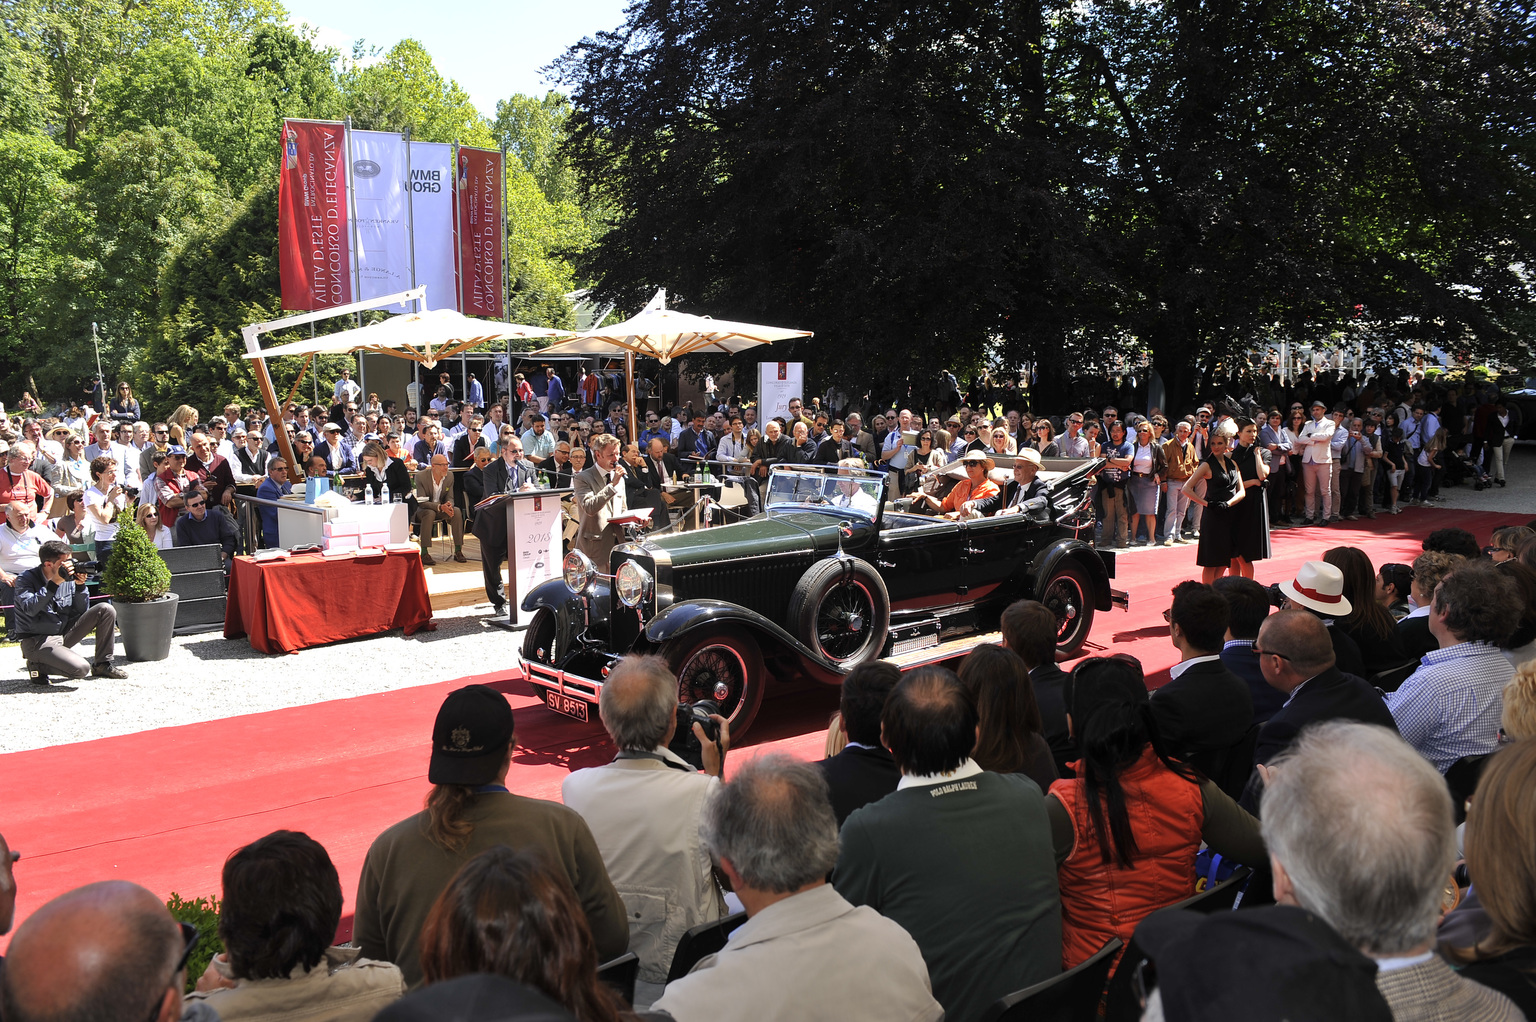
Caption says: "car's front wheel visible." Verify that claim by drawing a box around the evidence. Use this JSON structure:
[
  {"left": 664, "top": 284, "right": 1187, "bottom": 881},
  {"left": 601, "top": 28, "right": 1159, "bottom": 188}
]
[
  {"left": 668, "top": 632, "right": 766, "bottom": 738},
  {"left": 1040, "top": 559, "right": 1095, "bottom": 657},
  {"left": 521, "top": 607, "right": 559, "bottom": 666},
  {"left": 788, "top": 557, "right": 890, "bottom": 667}
]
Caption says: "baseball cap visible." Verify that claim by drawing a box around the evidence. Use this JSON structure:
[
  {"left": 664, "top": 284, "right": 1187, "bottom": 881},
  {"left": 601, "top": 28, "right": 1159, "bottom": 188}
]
[
  {"left": 1132, "top": 905, "right": 1392, "bottom": 1022},
  {"left": 166, "top": 444, "right": 187, "bottom": 456},
  {"left": 428, "top": 685, "right": 515, "bottom": 785},
  {"left": 229, "top": 424, "right": 247, "bottom": 436}
]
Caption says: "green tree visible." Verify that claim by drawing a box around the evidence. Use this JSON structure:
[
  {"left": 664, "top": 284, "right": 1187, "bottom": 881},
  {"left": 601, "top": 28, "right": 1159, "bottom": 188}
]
[
  {"left": 341, "top": 39, "right": 494, "bottom": 147},
  {"left": 493, "top": 91, "right": 579, "bottom": 205},
  {"left": 0, "top": 131, "right": 78, "bottom": 397}
]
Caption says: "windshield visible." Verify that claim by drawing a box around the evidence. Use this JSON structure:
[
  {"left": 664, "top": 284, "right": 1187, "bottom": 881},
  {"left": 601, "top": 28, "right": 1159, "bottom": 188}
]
[{"left": 765, "top": 465, "right": 885, "bottom": 519}]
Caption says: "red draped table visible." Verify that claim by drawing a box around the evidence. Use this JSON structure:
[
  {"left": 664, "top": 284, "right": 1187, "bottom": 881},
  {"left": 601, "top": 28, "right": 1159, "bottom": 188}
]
[{"left": 224, "top": 549, "right": 435, "bottom": 653}]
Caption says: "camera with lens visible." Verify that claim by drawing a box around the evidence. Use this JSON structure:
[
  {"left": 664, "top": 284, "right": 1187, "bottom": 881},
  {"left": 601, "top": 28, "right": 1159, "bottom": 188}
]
[
  {"left": 120, "top": 484, "right": 140, "bottom": 500},
  {"left": 667, "top": 699, "right": 722, "bottom": 771},
  {"left": 69, "top": 558, "right": 104, "bottom": 584},
  {"left": 1266, "top": 582, "right": 1288, "bottom": 609}
]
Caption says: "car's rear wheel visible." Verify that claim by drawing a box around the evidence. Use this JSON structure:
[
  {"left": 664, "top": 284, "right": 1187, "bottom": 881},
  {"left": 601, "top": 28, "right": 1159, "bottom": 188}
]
[
  {"left": 788, "top": 558, "right": 890, "bottom": 667},
  {"left": 668, "top": 632, "right": 766, "bottom": 737},
  {"left": 1040, "top": 559, "right": 1095, "bottom": 657}
]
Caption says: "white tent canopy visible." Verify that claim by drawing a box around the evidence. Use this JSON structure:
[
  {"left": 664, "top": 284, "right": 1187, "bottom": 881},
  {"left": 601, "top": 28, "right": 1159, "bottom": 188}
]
[
  {"left": 245, "top": 308, "right": 571, "bottom": 369},
  {"left": 540, "top": 289, "right": 812, "bottom": 365}
]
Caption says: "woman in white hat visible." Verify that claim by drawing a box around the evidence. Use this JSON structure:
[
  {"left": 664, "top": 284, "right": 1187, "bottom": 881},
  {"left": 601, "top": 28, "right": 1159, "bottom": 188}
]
[
  {"left": 1181, "top": 430, "right": 1245, "bottom": 584},
  {"left": 911, "top": 449, "right": 1000, "bottom": 519}
]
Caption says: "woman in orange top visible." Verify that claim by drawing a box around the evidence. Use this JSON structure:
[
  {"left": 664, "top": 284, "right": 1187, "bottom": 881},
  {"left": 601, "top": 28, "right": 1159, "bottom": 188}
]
[{"left": 911, "top": 450, "right": 1000, "bottom": 519}]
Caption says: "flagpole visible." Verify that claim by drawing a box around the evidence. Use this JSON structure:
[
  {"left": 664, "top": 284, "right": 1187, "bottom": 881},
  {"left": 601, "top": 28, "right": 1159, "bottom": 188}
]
[{"left": 344, "top": 117, "right": 362, "bottom": 327}]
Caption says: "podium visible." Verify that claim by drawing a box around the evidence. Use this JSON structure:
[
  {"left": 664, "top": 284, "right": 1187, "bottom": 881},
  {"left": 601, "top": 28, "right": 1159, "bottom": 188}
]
[{"left": 476, "top": 487, "right": 571, "bottom": 626}]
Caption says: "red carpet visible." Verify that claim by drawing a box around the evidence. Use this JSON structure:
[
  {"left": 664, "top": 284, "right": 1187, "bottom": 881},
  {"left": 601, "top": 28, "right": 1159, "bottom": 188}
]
[{"left": 1, "top": 505, "right": 1526, "bottom": 949}]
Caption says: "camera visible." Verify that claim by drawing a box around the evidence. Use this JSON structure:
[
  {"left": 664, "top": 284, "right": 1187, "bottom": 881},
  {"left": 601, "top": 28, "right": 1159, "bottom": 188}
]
[
  {"left": 1266, "top": 582, "right": 1288, "bottom": 609},
  {"left": 667, "top": 699, "right": 722, "bottom": 771}
]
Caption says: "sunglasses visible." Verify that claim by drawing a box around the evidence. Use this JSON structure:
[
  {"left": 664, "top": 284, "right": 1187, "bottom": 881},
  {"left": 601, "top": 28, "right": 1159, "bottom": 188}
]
[
  {"left": 141, "top": 922, "right": 200, "bottom": 1022},
  {"left": 1251, "top": 646, "right": 1292, "bottom": 661}
]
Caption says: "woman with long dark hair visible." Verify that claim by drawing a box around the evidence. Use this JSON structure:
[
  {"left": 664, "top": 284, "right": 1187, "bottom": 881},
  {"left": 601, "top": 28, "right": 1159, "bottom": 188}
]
[
  {"left": 1323, "top": 546, "right": 1410, "bottom": 670},
  {"left": 419, "top": 846, "right": 637, "bottom": 1022},
  {"left": 1045, "top": 655, "right": 1264, "bottom": 971},
  {"left": 957, "top": 645, "right": 1056, "bottom": 793}
]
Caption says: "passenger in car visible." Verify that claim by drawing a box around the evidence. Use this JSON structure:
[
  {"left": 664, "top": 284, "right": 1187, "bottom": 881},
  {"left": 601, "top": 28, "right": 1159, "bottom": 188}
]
[
  {"left": 995, "top": 449, "right": 1049, "bottom": 517},
  {"left": 910, "top": 450, "right": 1001, "bottom": 520}
]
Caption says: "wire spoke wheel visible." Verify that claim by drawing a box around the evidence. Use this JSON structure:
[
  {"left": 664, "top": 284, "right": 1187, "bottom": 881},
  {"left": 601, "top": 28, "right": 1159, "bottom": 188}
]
[
  {"left": 816, "top": 579, "right": 877, "bottom": 661},
  {"left": 1040, "top": 560, "right": 1094, "bottom": 655},
  {"left": 671, "top": 632, "right": 764, "bottom": 734}
]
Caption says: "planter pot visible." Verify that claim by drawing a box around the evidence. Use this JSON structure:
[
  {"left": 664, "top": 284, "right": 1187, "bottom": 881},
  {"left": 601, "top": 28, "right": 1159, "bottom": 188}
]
[{"left": 115, "top": 593, "right": 180, "bottom": 662}]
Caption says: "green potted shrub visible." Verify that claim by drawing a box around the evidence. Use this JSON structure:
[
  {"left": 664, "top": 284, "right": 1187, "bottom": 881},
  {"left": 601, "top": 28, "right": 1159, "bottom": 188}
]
[{"left": 101, "top": 508, "right": 179, "bottom": 661}]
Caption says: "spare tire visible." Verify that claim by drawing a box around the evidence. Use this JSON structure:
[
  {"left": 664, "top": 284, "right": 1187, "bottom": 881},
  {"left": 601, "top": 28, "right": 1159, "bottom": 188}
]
[{"left": 788, "top": 557, "right": 890, "bottom": 666}]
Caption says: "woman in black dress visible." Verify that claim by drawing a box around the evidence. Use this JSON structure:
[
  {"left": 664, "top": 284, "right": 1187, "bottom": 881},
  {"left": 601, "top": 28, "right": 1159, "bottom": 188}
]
[
  {"left": 1227, "top": 417, "right": 1270, "bottom": 578},
  {"left": 1181, "top": 430, "right": 1245, "bottom": 584}
]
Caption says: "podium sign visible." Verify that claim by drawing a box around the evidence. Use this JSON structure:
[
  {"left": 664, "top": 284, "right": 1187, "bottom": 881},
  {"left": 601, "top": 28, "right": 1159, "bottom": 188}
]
[{"left": 508, "top": 492, "right": 564, "bottom": 626}]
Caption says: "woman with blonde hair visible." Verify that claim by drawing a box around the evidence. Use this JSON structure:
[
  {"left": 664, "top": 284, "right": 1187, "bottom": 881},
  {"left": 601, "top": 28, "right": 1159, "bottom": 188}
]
[
  {"left": 1502, "top": 665, "right": 1536, "bottom": 740},
  {"left": 135, "top": 502, "right": 174, "bottom": 550},
  {"left": 1449, "top": 739, "right": 1536, "bottom": 1014},
  {"left": 169, "top": 404, "right": 200, "bottom": 435}
]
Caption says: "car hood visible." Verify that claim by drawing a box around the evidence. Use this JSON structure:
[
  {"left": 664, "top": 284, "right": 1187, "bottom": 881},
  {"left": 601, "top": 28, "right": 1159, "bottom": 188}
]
[{"left": 644, "top": 511, "right": 857, "bottom": 568}]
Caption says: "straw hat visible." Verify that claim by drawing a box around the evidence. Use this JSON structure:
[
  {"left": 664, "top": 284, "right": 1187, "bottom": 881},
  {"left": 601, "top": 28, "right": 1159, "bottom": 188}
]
[
  {"left": 1015, "top": 447, "right": 1043, "bottom": 468},
  {"left": 1280, "top": 561, "right": 1352, "bottom": 616},
  {"left": 961, "top": 449, "right": 995, "bottom": 473}
]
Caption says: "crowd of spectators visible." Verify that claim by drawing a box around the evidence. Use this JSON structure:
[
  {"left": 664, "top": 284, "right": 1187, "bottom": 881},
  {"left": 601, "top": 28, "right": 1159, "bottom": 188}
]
[{"left": 5, "top": 507, "right": 1536, "bottom": 1021}]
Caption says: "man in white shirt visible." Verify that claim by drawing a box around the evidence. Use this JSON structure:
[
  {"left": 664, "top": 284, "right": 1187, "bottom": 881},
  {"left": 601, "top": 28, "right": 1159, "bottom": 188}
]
[
  {"left": 107, "top": 423, "right": 141, "bottom": 491},
  {"left": 0, "top": 500, "right": 56, "bottom": 588},
  {"left": 563, "top": 656, "right": 728, "bottom": 1008},
  {"left": 333, "top": 367, "right": 361, "bottom": 406},
  {"left": 1296, "top": 399, "right": 1336, "bottom": 527}
]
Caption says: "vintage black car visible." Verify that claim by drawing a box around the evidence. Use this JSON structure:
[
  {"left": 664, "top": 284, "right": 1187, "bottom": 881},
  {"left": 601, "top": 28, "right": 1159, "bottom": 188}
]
[{"left": 521, "top": 459, "right": 1126, "bottom": 736}]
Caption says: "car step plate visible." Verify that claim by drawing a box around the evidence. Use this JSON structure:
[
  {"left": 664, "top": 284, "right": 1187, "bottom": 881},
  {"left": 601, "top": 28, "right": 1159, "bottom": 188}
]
[{"left": 886, "top": 630, "right": 1004, "bottom": 670}]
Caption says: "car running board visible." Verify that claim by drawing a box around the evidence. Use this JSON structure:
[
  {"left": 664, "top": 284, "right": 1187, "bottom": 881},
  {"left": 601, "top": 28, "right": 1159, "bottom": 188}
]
[{"left": 886, "top": 631, "right": 1005, "bottom": 671}]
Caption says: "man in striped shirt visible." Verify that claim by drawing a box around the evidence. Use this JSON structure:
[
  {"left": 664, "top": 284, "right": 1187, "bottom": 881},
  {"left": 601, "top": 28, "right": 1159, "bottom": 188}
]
[{"left": 1386, "top": 561, "right": 1519, "bottom": 772}]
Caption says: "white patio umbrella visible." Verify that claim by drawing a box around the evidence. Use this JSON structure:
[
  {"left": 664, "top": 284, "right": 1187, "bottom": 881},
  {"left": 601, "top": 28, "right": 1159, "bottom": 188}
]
[
  {"left": 539, "top": 289, "right": 813, "bottom": 437},
  {"left": 246, "top": 307, "right": 572, "bottom": 369}
]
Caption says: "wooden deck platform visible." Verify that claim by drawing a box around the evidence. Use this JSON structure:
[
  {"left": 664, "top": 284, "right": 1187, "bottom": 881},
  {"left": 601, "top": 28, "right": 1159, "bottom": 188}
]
[{"left": 420, "top": 533, "right": 499, "bottom": 612}]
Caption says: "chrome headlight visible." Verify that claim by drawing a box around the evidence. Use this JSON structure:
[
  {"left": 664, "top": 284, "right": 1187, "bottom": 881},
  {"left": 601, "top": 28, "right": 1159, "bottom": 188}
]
[
  {"left": 563, "top": 550, "right": 596, "bottom": 594},
  {"left": 615, "top": 560, "right": 653, "bottom": 608}
]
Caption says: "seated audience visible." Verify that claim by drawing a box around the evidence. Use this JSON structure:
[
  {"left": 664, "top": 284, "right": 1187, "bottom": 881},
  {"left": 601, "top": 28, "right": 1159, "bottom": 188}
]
[
  {"left": 1399, "top": 550, "right": 1464, "bottom": 661},
  {"left": 1488, "top": 526, "right": 1535, "bottom": 564},
  {"left": 1046, "top": 655, "right": 1264, "bottom": 972},
  {"left": 1377, "top": 560, "right": 1414, "bottom": 621},
  {"left": 173, "top": 487, "right": 238, "bottom": 564},
  {"left": 1277, "top": 561, "right": 1367, "bottom": 678},
  {"left": 186, "top": 831, "right": 404, "bottom": 1021},
  {"left": 1446, "top": 739, "right": 1536, "bottom": 1016},
  {"left": 654, "top": 755, "right": 941, "bottom": 1022},
  {"left": 1000, "top": 598, "right": 1074, "bottom": 775},
  {"left": 834, "top": 667, "right": 1060, "bottom": 1022},
  {"left": 0, "top": 881, "right": 205, "bottom": 1022},
  {"left": 1151, "top": 581, "right": 1252, "bottom": 793},
  {"left": 1243, "top": 610, "right": 1397, "bottom": 808},
  {"left": 354, "top": 685, "right": 627, "bottom": 987},
  {"left": 1261, "top": 722, "right": 1523, "bottom": 1020},
  {"left": 1503, "top": 664, "right": 1536, "bottom": 739},
  {"left": 817, "top": 659, "right": 902, "bottom": 826},
  {"left": 1496, "top": 560, "right": 1536, "bottom": 668},
  {"left": 377, "top": 974, "right": 578, "bottom": 1022},
  {"left": 1386, "top": 561, "right": 1519, "bottom": 772},
  {"left": 1213, "top": 576, "right": 1282, "bottom": 724},
  {"left": 561, "top": 657, "right": 727, "bottom": 1007},
  {"left": 957, "top": 644, "right": 1057, "bottom": 792},
  {"left": 1323, "top": 546, "right": 1411, "bottom": 671},
  {"left": 1425, "top": 527, "right": 1482, "bottom": 561},
  {"left": 419, "top": 847, "right": 636, "bottom": 1022},
  {"left": 135, "top": 502, "right": 173, "bottom": 550},
  {"left": 1131, "top": 904, "right": 1393, "bottom": 1020}
]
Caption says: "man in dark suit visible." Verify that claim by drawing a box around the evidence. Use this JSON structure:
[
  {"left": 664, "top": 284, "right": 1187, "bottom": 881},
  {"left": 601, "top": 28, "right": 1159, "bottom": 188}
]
[
  {"left": 1152, "top": 581, "right": 1254, "bottom": 795},
  {"left": 1240, "top": 610, "right": 1397, "bottom": 810},
  {"left": 314, "top": 422, "right": 357, "bottom": 475},
  {"left": 1001, "top": 598, "right": 1074, "bottom": 776},
  {"left": 622, "top": 441, "right": 670, "bottom": 526},
  {"left": 818, "top": 660, "right": 901, "bottom": 826},
  {"left": 470, "top": 429, "right": 538, "bottom": 614},
  {"left": 843, "top": 412, "right": 877, "bottom": 465},
  {"left": 994, "top": 448, "right": 1049, "bottom": 517},
  {"left": 1213, "top": 576, "right": 1284, "bottom": 724},
  {"left": 674, "top": 413, "right": 716, "bottom": 479}
]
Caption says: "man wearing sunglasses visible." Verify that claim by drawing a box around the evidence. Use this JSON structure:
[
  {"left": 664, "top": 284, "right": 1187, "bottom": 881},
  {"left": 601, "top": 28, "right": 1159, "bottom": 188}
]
[
  {"left": 0, "top": 880, "right": 203, "bottom": 1022},
  {"left": 173, "top": 487, "right": 238, "bottom": 566}
]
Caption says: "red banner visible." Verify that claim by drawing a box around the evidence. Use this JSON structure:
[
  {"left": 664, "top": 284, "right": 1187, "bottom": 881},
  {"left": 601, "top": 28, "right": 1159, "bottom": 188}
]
[
  {"left": 455, "top": 147, "right": 504, "bottom": 318},
  {"left": 278, "top": 119, "right": 352, "bottom": 311}
]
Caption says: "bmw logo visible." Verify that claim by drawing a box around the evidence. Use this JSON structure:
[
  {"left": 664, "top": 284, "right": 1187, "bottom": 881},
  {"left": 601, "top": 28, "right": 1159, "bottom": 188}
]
[{"left": 353, "top": 160, "right": 381, "bottom": 178}]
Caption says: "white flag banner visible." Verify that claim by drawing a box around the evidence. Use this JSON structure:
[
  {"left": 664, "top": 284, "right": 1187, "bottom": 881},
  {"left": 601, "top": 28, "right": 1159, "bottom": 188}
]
[
  {"left": 408, "top": 141, "right": 456, "bottom": 312},
  {"left": 349, "top": 130, "right": 412, "bottom": 307}
]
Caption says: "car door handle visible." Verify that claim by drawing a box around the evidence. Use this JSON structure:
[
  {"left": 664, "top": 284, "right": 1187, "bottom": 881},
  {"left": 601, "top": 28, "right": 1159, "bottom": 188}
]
[
  {"left": 877, "top": 558, "right": 897, "bottom": 569},
  {"left": 964, "top": 546, "right": 985, "bottom": 556}
]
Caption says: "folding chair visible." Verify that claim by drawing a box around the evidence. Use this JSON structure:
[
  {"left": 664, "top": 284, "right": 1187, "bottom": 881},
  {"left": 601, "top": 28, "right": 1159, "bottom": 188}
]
[{"left": 979, "top": 938, "right": 1123, "bottom": 1022}]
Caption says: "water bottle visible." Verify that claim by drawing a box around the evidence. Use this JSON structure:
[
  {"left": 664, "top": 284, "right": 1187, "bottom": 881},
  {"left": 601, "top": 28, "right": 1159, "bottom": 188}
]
[
  {"left": 363, "top": 485, "right": 373, "bottom": 505},
  {"left": 381, "top": 482, "right": 391, "bottom": 504}
]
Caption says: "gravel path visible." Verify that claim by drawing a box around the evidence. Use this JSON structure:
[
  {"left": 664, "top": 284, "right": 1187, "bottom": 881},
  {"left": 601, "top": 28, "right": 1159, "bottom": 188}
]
[{"left": 3, "top": 445, "right": 1529, "bottom": 756}]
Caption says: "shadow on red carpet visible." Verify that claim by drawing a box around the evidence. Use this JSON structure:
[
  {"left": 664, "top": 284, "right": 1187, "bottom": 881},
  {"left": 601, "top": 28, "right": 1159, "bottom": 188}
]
[{"left": 0, "top": 505, "right": 1525, "bottom": 948}]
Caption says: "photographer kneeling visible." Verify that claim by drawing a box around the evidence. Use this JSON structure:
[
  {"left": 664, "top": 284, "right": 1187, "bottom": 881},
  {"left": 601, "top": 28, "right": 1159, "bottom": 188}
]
[
  {"left": 14, "top": 540, "right": 126, "bottom": 683},
  {"left": 561, "top": 655, "right": 729, "bottom": 1008}
]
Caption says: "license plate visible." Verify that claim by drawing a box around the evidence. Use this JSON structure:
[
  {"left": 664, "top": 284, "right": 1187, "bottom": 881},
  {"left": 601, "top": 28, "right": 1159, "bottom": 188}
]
[{"left": 543, "top": 689, "right": 590, "bottom": 723}]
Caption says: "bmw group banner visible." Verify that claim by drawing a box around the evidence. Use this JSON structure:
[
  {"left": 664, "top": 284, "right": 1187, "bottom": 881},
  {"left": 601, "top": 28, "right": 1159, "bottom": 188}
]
[
  {"left": 408, "top": 141, "right": 456, "bottom": 314},
  {"left": 348, "top": 130, "right": 412, "bottom": 307},
  {"left": 278, "top": 119, "right": 352, "bottom": 311},
  {"left": 455, "top": 146, "right": 505, "bottom": 319}
]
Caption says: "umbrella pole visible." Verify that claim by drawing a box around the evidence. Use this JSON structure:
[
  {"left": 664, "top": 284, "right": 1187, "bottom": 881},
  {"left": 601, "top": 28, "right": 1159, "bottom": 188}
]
[
  {"left": 626, "top": 350, "right": 638, "bottom": 442},
  {"left": 252, "top": 355, "right": 300, "bottom": 480}
]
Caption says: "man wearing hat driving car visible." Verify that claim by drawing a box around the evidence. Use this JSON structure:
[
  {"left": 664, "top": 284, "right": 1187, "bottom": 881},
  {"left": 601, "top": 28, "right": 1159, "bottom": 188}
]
[{"left": 352, "top": 685, "right": 627, "bottom": 988}]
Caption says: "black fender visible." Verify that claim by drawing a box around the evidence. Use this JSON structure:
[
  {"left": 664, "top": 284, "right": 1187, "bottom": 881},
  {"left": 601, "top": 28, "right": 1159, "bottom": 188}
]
[
  {"left": 1029, "top": 539, "right": 1114, "bottom": 611},
  {"left": 521, "top": 578, "right": 611, "bottom": 653},
  {"left": 644, "top": 599, "right": 845, "bottom": 684}
]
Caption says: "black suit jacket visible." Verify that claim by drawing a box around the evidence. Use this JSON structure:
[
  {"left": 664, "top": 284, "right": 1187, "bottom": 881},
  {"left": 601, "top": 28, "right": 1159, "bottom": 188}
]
[
  {"left": 471, "top": 457, "right": 536, "bottom": 545},
  {"left": 817, "top": 744, "right": 901, "bottom": 827},
  {"left": 1150, "top": 657, "right": 1254, "bottom": 763},
  {"left": 1001, "top": 477, "right": 1049, "bottom": 512},
  {"left": 1252, "top": 666, "right": 1396, "bottom": 768},
  {"left": 451, "top": 433, "right": 484, "bottom": 468},
  {"left": 1222, "top": 643, "right": 1287, "bottom": 725},
  {"left": 1030, "top": 662, "right": 1074, "bottom": 776},
  {"left": 674, "top": 429, "right": 715, "bottom": 476},
  {"left": 1397, "top": 613, "right": 1437, "bottom": 662},
  {"left": 1321, "top": 617, "right": 1367, "bottom": 678}
]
